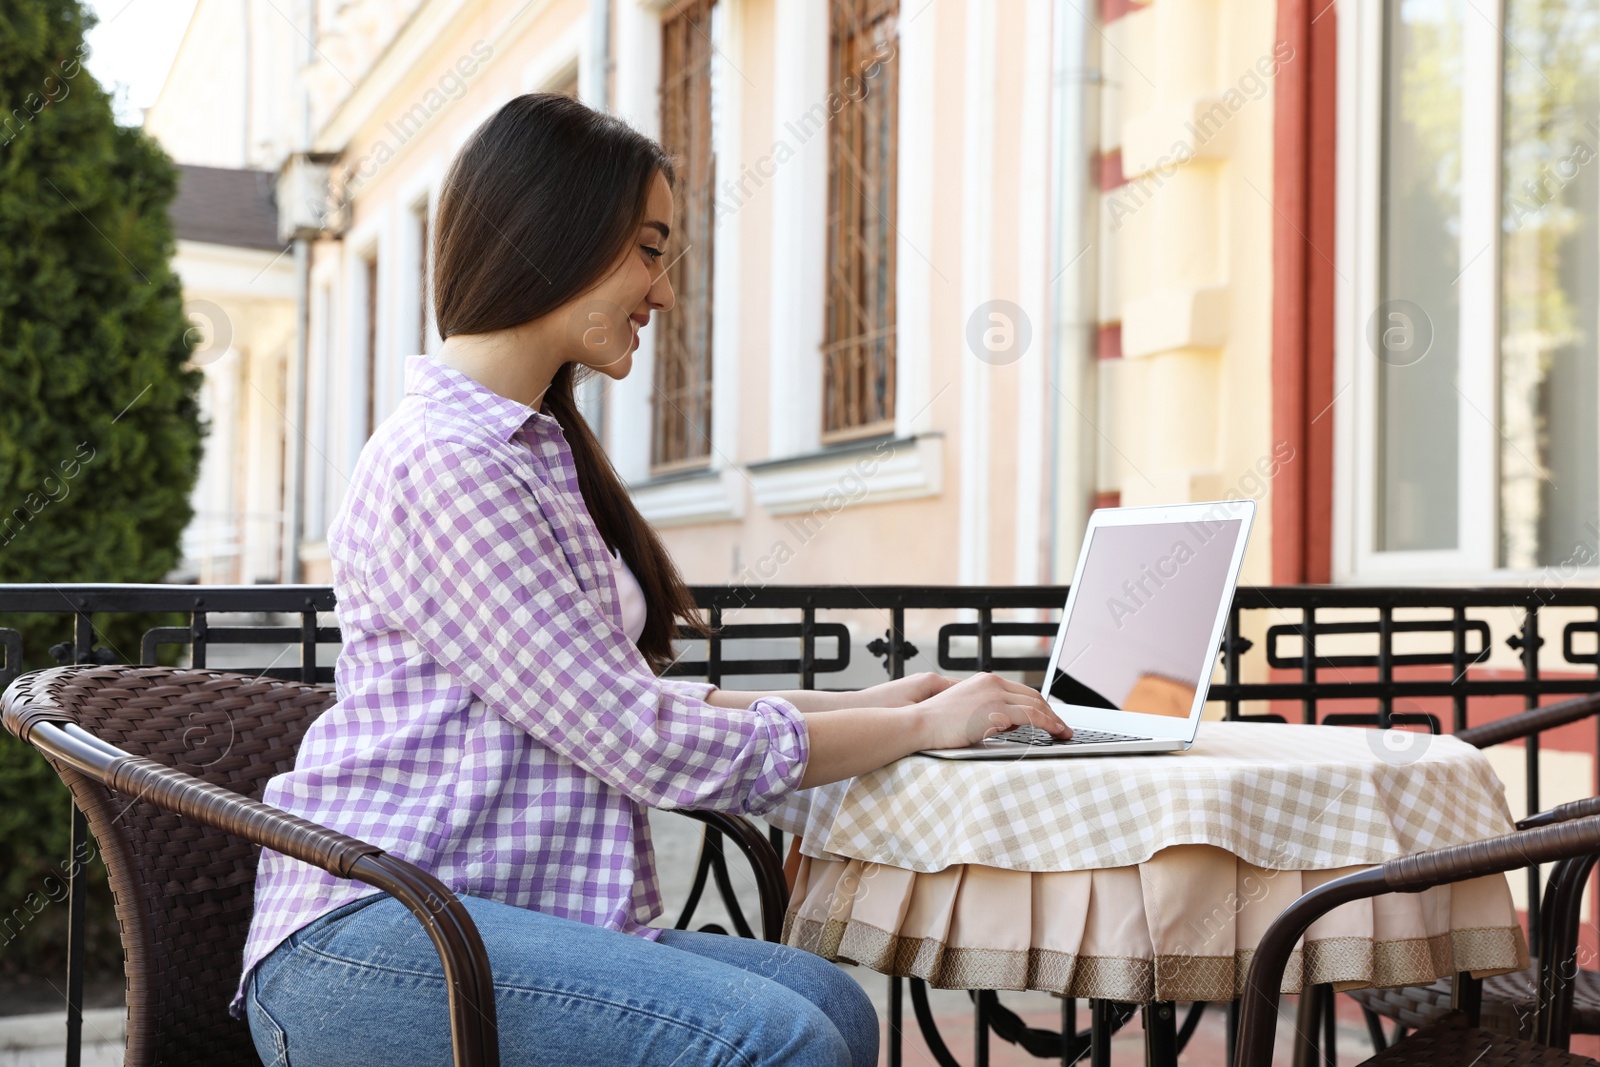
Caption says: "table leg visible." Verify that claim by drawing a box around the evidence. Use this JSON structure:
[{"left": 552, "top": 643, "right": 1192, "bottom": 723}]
[
  {"left": 1090, "top": 999, "right": 1116, "bottom": 1067},
  {"left": 1451, "top": 970, "right": 1483, "bottom": 1028},
  {"left": 1063, "top": 998, "right": 1077, "bottom": 1065},
  {"left": 976, "top": 990, "right": 993, "bottom": 1067},
  {"left": 1319, "top": 985, "right": 1336, "bottom": 1067},
  {"left": 908, "top": 978, "right": 964, "bottom": 1067},
  {"left": 888, "top": 976, "right": 902, "bottom": 1067},
  {"left": 1291, "top": 985, "right": 1322, "bottom": 1067},
  {"left": 1143, "top": 1002, "right": 1178, "bottom": 1067}
]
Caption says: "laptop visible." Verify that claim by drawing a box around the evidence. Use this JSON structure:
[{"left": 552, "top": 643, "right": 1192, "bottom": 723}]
[{"left": 919, "top": 499, "right": 1255, "bottom": 759}]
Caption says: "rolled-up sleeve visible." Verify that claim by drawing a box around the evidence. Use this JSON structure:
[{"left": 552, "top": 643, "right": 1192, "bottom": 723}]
[
  {"left": 660, "top": 678, "right": 719, "bottom": 703},
  {"left": 370, "top": 437, "right": 808, "bottom": 815}
]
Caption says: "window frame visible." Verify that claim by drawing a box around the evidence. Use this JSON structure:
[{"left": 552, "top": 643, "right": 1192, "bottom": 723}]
[
  {"left": 1335, "top": 0, "right": 1518, "bottom": 582},
  {"left": 361, "top": 251, "right": 380, "bottom": 442},
  {"left": 408, "top": 196, "right": 431, "bottom": 358},
  {"left": 342, "top": 206, "right": 385, "bottom": 487},
  {"left": 765, "top": 0, "right": 929, "bottom": 467}
]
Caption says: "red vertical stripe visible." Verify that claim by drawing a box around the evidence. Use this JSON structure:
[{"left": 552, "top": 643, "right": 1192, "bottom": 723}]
[
  {"left": 1097, "top": 322, "right": 1123, "bottom": 360},
  {"left": 1303, "top": 4, "right": 1338, "bottom": 583},
  {"left": 1101, "top": 0, "right": 1139, "bottom": 24},
  {"left": 1271, "top": 0, "right": 1337, "bottom": 583},
  {"left": 1099, "top": 148, "right": 1126, "bottom": 191}
]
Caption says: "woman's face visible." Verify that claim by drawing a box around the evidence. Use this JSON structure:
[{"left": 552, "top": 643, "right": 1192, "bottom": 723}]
[{"left": 561, "top": 170, "right": 676, "bottom": 380}]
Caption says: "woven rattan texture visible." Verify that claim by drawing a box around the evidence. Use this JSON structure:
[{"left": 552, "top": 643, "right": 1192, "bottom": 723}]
[
  {"left": 2, "top": 666, "right": 337, "bottom": 1067},
  {"left": 1384, "top": 813, "right": 1600, "bottom": 892},
  {"left": 1356, "top": 1011, "right": 1600, "bottom": 1066},
  {"left": 1349, "top": 965, "right": 1600, "bottom": 1041}
]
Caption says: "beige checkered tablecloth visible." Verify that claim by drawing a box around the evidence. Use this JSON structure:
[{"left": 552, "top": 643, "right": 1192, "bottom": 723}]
[
  {"left": 767, "top": 721, "right": 1516, "bottom": 873},
  {"left": 772, "top": 721, "right": 1530, "bottom": 1001}
]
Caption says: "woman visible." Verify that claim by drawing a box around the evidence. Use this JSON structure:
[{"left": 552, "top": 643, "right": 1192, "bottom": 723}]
[{"left": 233, "top": 93, "right": 1068, "bottom": 1067}]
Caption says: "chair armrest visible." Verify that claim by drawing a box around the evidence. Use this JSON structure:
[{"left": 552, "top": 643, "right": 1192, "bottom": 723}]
[
  {"left": 675, "top": 810, "right": 789, "bottom": 942},
  {"left": 1456, "top": 691, "right": 1600, "bottom": 750},
  {"left": 24, "top": 719, "right": 500, "bottom": 1067},
  {"left": 1518, "top": 795, "right": 1600, "bottom": 831},
  {"left": 1236, "top": 812, "right": 1600, "bottom": 1067}
]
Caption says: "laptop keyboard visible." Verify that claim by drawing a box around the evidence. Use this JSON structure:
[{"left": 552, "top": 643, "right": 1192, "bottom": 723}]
[{"left": 990, "top": 725, "right": 1151, "bottom": 747}]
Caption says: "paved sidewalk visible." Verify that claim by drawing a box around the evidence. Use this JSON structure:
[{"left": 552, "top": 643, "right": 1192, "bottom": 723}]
[
  {"left": 0, "top": 1009, "right": 123, "bottom": 1067},
  {"left": 0, "top": 996, "right": 1358, "bottom": 1065}
]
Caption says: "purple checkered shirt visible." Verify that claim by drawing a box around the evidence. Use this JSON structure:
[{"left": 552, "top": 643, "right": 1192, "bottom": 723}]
[{"left": 230, "top": 355, "right": 810, "bottom": 1019}]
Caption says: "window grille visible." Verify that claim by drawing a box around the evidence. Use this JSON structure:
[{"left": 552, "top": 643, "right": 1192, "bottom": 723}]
[
  {"left": 823, "top": 0, "right": 899, "bottom": 440},
  {"left": 653, "top": 0, "right": 718, "bottom": 471}
]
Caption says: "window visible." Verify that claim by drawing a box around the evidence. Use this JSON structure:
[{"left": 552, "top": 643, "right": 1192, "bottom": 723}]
[
  {"left": 413, "top": 201, "right": 430, "bottom": 355},
  {"left": 306, "top": 281, "right": 332, "bottom": 539},
  {"left": 1496, "top": 0, "right": 1600, "bottom": 568},
  {"left": 1374, "top": 0, "right": 1462, "bottom": 553},
  {"left": 822, "top": 0, "right": 898, "bottom": 441},
  {"left": 1346, "top": 0, "right": 1600, "bottom": 575},
  {"left": 652, "top": 0, "right": 718, "bottom": 471},
  {"left": 363, "top": 253, "right": 378, "bottom": 440}
]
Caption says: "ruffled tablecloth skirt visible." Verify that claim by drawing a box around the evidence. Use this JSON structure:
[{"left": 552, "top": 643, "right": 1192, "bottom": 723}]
[{"left": 783, "top": 843, "right": 1529, "bottom": 1002}]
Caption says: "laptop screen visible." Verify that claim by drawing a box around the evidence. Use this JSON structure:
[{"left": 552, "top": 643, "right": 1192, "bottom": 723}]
[{"left": 1047, "top": 517, "right": 1244, "bottom": 718}]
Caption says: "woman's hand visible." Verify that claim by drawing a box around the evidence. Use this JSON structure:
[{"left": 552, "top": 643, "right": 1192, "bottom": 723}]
[
  {"left": 795, "top": 672, "right": 1072, "bottom": 788},
  {"left": 853, "top": 671, "right": 958, "bottom": 708},
  {"left": 910, "top": 672, "right": 1072, "bottom": 752}
]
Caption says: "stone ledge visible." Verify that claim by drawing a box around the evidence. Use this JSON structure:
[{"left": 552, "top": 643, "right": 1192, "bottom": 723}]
[
  {"left": 746, "top": 434, "right": 943, "bottom": 516},
  {"left": 628, "top": 467, "right": 744, "bottom": 528},
  {"left": 1120, "top": 286, "right": 1229, "bottom": 357},
  {"left": 1121, "top": 95, "right": 1238, "bottom": 178}
]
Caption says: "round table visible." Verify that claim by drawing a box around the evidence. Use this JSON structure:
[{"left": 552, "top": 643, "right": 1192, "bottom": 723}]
[{"left": 767, "top": 721, "right": 1529, "bottom": 1056}]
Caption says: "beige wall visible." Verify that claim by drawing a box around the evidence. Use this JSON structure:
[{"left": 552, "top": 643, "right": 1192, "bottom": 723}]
[
  {"left": 152, "top": 0, "right": 1288, "bottom": 620},
  {"left": 1101, "top": 0, "right": 1279, "bottom": 587}
]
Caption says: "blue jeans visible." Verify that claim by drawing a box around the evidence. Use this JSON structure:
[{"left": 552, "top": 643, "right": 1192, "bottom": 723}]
[{"left": 245, "top": 893, "right": 878, "bottom": 1067}]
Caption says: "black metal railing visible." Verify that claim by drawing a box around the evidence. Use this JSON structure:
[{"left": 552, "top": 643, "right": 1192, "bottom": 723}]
[{"left": 4, "top": 582, "right": 1600, "bottom": 1067}]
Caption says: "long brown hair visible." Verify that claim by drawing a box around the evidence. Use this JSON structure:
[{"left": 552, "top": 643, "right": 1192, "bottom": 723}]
[{"left": 432, "top": 93, "right": 709, "bottom": 672}]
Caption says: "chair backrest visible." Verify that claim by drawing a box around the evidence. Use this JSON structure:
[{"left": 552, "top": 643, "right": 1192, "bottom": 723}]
[{"left": 2, "top": 665, "right": 336, "bottom": 1067}]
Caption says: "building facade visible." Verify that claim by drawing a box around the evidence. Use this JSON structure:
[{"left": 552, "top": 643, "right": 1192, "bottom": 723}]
[
  {"left": 151, "top": 0, "right": 1132, "bottom": 601},
  {"left": 165, "top": 163, "right": 296, "bottom": 585},
  {"left": 147, "top": 0, "right": 1600, "bottom": 714}
]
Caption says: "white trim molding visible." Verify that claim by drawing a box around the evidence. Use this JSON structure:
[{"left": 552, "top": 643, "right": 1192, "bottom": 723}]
[
  {"left": 344, "top": 215, "right": 383, "bottom": 473},
  {"left": 1013, "top": 0, "right": 1053, "bottom": 586},
  {"left": 173, "top": 241, "right": 296, "bottom": 299},
  {"left": 747, "top": 433, "right": 943, "bottom": 516},
  {"left": 893, "top": 0, "right": 936, "bottom": 439},
  {"left": 305, "top": 264, "right": 341, "bottom": 541},
  {"left": 766, "top": 0, "right": 829, "bottom": 459},
  {"left": 631, "top": 468, "right": 745, "bottom": 527},
  {"left": 522, "top": 19, "right": 585, "bottom": 95},
  {"left": 708, "top": 0, "right": 742, "bottom": 467},
  {"left": 608, "top": 0, "right": 668, "bottom": 481},
  {"left": 957, "top": 0, "right": 996, "bottom": 585},
  {"left": 397, "top": 161, "right": 443, "bottom": 359}
]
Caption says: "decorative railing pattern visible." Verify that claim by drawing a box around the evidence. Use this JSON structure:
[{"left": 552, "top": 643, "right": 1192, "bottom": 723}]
[{"left": 4, "top": 582, "right": 1600, "bottom": 1066}]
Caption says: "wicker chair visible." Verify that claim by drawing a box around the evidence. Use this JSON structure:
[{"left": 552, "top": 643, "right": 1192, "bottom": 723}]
[
  {"left": 1235, "top": 805, "right": 1600, "bottom": 1067},
  {"left": 1344, "top": 692, "right": 1600, "bottom": 1049},
  {"left": 1, "top": 664, "right": 789, "bottom": 1067}
]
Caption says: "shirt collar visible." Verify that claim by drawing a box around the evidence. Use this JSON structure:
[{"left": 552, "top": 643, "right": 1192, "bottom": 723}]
[{"left": 403, "top": 354, "right": 562, "bottom": 443}]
